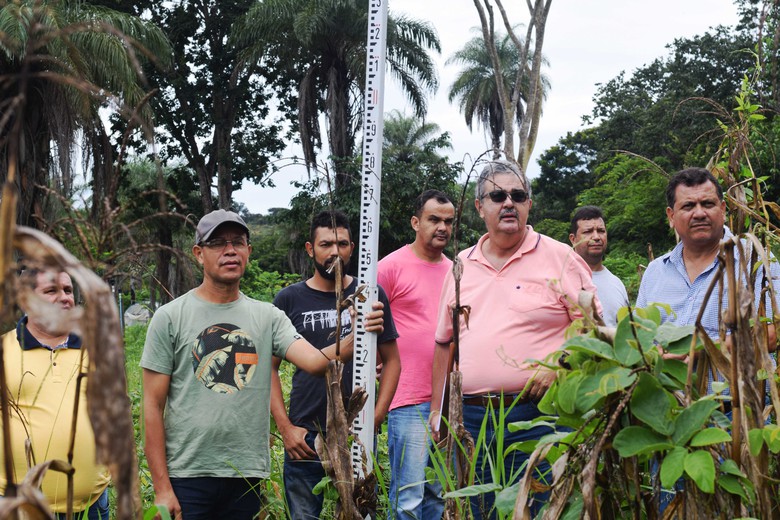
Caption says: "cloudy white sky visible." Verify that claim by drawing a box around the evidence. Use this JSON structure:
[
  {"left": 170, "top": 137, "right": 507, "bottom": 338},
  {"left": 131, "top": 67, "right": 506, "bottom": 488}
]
[{"left": 234, "top": 0, "right": 740, "bottom": 214}]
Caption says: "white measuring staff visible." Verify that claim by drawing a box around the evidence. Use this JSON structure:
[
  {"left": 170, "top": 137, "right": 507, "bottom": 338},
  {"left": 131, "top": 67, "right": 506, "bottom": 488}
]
[{"left": 352, "top": 0, "right": 388, "bottom": 482}]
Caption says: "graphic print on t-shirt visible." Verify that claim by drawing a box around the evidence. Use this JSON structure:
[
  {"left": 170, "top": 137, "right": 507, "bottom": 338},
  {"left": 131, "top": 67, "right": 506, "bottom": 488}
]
[
  {"left": 301, "top": 308, "right": 352, "bottom": 334},
  {"left": 191, "top": 323, "right": 258, "bottom": 394}
]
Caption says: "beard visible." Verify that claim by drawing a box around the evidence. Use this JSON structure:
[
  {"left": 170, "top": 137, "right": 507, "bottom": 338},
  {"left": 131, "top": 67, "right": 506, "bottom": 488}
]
[{"left": 314, "top": 257, "right": 350, "bottom": 281}]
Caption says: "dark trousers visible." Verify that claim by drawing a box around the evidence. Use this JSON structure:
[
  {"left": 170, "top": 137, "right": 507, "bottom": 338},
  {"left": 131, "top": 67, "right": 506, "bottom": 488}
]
[
  {"left": 283, "top": 430, "right": 325, "bottom": 520},
  {"left": 54, "top": 487, "right": 110, "bottom": 520},
  {"left": 170, "top": 476, "right": 262, "bottom": 520},
  {"left": 463, "top": 400, "right": 552, "bottom": 520}
]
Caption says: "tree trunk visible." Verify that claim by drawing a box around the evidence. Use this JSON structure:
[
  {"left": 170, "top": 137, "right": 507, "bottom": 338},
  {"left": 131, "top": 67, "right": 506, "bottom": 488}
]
[
  {"left": 328, "top": 62, "right": 354, "bottom": 189},
  {"left": 473, "top": 0, "right": 552, "bottom": 170}
]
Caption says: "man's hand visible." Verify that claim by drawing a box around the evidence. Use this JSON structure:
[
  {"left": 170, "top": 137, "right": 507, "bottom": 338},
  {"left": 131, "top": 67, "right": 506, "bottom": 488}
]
[
  {"left": 154, "top": 487, "right": 181, "bottom": 520},
  {"left": 428, "top": 409, "right": 442, "bottom": 444},
  {"left": 523, "top": 368, "right": 556, "bottom": 402},
  {"left": 363, "top": 300, "right": 385, "bottom": 334},
  {"left": 280, "top": 423, "right": 317, "bottom": 460}
]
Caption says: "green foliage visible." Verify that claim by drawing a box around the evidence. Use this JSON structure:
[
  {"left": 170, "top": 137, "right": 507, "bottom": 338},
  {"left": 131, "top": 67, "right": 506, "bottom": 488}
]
[
  {"left": 241, "top": 262, "right": 299, "bottom": 303},
  {"left": 232, "top": 0, "right": 441, "bottom": 182},
  {"left": 524, "top": 305, "right": 771, "bottom": 516},
  {"left": 282, "top": 114, "right": 467, "bottom": 265},
  {"left": 0, "top": 0, "right": 171, "bottom": 227}
]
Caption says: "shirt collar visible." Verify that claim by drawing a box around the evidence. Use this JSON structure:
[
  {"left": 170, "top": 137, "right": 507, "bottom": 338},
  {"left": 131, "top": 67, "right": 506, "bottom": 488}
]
[
  {"left": 467, "top": 225, "right": 541, "bottom": 266},
  {"left": 16, "top": 316, "right": 82, "bottom": 351}
]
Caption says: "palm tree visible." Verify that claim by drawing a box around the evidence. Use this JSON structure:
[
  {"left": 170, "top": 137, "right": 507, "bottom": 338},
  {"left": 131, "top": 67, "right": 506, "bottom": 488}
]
[
  {"left": 447, "top": 29, "right": 550, "bottom": 160},
  {"left": 233, "top": 0, "right": 441, "bottom": 187},
  {"left": 383, "top": 109, "right": 449, "bottom": 164},
  {"left": 0, "top": 0, "right": 170, "bottom": 227}
]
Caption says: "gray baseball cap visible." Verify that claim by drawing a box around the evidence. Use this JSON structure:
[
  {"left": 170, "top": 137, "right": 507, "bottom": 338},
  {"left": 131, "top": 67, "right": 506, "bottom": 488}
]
[{"left": 195, "top": 209, "right": 249, "bottom": 245}]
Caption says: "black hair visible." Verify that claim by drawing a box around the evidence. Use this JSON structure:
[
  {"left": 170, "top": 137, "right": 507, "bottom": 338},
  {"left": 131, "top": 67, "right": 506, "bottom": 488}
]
[
  {"left": 569, "top": 206, "right": 605, "bottom": 235},
  {"left": 309, "top": 210, "right": 352, "bottom": 243},
  {"left": 666, "top": 168, "right": 723, "bottom": 208},
  {"left": 413, "top": 190, "right": 453, "bottom": 217}
]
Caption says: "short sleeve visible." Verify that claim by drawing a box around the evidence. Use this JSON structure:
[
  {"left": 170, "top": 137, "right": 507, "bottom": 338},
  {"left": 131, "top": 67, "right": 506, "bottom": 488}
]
[
  {"left": 434, "top": 267, "right": 455, "bottom": 344},
  {"left": 140, "top": 308, "right": 174, "bottom": 375},
  {"left": 376, "top": 285, "right": 399, "bottom": 343}
]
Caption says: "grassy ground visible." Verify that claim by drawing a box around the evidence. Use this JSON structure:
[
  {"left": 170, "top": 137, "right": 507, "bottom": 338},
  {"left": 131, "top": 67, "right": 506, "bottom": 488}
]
[{"left": 122, "top": 325, "right": 392, "bottom": 518}]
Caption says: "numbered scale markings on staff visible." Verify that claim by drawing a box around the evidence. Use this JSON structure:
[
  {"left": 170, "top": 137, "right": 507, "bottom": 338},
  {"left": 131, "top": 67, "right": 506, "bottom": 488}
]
[{"left": 352, "top": 0, "right": 388, "bottom": 483}]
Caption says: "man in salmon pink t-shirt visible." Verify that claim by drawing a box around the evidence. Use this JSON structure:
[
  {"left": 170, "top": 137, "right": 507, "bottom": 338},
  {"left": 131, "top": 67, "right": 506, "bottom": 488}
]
[{"left": 378, "top": 189, "right": 455, "bottom": 520}]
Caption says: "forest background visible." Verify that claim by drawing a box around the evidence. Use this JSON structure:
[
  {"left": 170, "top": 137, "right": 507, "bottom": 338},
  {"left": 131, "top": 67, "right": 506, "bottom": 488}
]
[{"left": 3, "top": 0, "right": 779, "bottom": 307}]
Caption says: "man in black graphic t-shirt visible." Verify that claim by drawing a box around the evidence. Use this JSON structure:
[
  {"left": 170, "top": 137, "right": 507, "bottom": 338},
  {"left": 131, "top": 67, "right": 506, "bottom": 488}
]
[{"left": 271, "top": 210, "right": 400, "bottom": 520}]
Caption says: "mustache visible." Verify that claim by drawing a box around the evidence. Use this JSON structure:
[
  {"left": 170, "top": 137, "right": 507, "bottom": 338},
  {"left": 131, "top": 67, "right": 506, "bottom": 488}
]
[{"left": 499, "top": 209, "right": 518, "bottom": 218}]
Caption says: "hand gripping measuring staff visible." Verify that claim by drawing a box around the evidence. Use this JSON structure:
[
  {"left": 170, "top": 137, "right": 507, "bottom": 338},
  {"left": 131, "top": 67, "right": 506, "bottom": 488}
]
[{"left": 352, "top": 0, "right": 388, "bottom": 487}]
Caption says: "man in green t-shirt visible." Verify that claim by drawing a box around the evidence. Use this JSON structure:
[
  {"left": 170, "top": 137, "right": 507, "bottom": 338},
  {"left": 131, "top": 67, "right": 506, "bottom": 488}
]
[{"left": 141, "top": 210, "right": 385, "bottom": 519}]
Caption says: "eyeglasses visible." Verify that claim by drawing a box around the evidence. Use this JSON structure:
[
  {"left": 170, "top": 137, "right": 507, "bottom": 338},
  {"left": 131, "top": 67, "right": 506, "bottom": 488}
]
[
  {"left": 482, "top": 189, "right": 529, "bottom": 204},
  {"left": 200, "top": 237, "right": 249, "bottom": 250}
]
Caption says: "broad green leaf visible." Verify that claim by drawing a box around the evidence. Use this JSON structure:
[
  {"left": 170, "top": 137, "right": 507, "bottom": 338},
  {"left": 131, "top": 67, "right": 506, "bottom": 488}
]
[
  {"left": 507, "top": 419, "right": 558, "bottom": 432},
  {"left": 494, "top": 482, "right": 519, "bottom": 515},
  {"left": 659, "top": 358, "right": 689, "bottom": 387},
  {"left": 576, "top": 367, "right": 635, "bottom": 412},
  {"left": 444, "top": 483, "right": 501, "bottom": 498},
  {"left": 763, "top": 425, "right": 780, "bottom": 453},
  {"left": 689, "top": 428, "right": 731, "bottom": 446},
  {"left": 613, "top": 426, "right": 673, "bottom": 457},
  {"left": 614, "top": 315, "right": 657, "bottom": 366},
  {"left": 561, "top": 497, "right": 584, "bottom": 520},
  {"left": 633, "top": 303, "right": 667, "bottom": 325},
  {"left": 563, "top": 336, "right": 616, "bottom": 361},
  {"left": 672, "top": 400, "right": 719, "bottom": 445},
  {"left": 684, "top": 450, "right": 715, "bottom": 493},
  {"left": 719, "top": 459, "right": 746, "bottom": 478},
  {"left": 537, "top": 378, "right": 557, "bottom": 415},
  {"left": 748, "top": 428, "right": 765, "bottom": 457},
  {"left": 144, "top": 506, "right": 172, "bottom": 520},
  {"left": 557, "top": 372, "right": 584, "bottom": 414},
  {"left": 654, "top": 322, "right": 694, "bottom": 347},
  {"left": 718, "top": 474, "right": 748, "bottom": 501},
  {"left": 631, "top": 372, "right": 675, "bottom": 435},
  {"left": 665, "top": 334, "right": 701, "bottom": 355},
  {"left": 660, "top": 446, "right": 686, "bottom": 488},
  {"left": 597, "top": 367, "right": 636, "bottom": 397}
]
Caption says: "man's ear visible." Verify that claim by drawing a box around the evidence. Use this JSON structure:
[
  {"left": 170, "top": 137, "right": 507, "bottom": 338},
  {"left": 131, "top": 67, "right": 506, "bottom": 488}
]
[
  {"left": 305, "top": 242, "right": 314, "bottom": 258},
  {"left": 411, "top": 215, "right": 420, "bottom": 232},
  {"left": 193, "top": 245, "right": 204, "bottom": 265},
  {"left": 568, "top": 233, "right": 576, "bottom": 246},
  {"left": 665, "top": 206, "right": 674, "bottom": 228}
]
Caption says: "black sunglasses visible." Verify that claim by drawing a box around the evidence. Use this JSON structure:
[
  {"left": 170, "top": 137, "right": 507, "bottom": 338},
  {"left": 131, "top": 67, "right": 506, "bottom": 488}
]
[{"left": 482, "top": 189, "right": 529, "bottom": 204}]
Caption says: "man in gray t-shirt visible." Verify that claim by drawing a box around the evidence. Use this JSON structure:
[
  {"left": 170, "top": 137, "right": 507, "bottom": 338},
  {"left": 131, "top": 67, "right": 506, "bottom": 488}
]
[
  {"left": 141, "top": 210, "right": 386, "bottom": 520},
  {"left": 569, "top": 206, "right": 629, "bottom": 327}
]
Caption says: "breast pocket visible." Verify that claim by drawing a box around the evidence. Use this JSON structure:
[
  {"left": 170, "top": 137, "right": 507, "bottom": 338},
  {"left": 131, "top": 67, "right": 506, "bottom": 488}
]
[{"left": 508, "top": 282, "right": 554, "bottom": 314}]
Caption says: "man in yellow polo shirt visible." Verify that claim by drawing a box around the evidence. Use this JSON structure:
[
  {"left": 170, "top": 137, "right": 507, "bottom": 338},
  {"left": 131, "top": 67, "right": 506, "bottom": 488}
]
[{"left": 0, "top": 269, "right": 110, "bottom": 519}]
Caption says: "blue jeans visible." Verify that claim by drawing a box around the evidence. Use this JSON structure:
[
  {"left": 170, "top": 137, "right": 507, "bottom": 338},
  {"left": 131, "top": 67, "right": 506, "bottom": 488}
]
[
  {"left": 463, "top": 400, "right": 552, "bottom": 520},
  {"left": 55, "top": 488, "right": 109, "bottom": 520},
  {"left": 387, "top": 402, "right": 444, "bottom": 520},
  {"left": 170, "top": 476, "right": 261, "bottom": 520},
  {"left": 283, "top": 430, "right": 325, "bottom": 520}
]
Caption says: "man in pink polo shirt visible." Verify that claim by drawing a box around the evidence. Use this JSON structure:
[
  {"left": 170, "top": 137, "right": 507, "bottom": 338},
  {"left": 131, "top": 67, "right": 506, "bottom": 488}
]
[
  {"left": 378, "top": 189, "right": 455, "bottom": 520},
  {"left": 429, "top": 160, "right": 599, "bottom": 519}
]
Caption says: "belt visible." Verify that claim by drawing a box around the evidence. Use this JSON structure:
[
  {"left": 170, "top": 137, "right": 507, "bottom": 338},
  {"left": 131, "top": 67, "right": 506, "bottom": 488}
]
[{"left": 462, "top": 393, "right": 530, "bottom": 407}]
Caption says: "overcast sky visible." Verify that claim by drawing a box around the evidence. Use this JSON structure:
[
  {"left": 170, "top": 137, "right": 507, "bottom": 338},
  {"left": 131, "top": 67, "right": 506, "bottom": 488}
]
[{"left": 234, "top": 0, "right": 740, "bottom": 214}]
